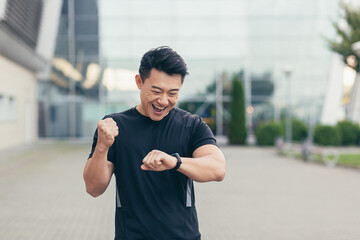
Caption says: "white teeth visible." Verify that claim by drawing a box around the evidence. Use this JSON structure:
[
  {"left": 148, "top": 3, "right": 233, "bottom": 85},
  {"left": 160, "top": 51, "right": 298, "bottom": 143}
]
[{"left": 153, "top": 105, "right": 165, "bottom": 110}]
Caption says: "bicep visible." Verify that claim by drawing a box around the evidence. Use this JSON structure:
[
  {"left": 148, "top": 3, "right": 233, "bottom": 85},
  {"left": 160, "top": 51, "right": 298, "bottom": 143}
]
[
  {"left": 84, "top": 158, "right": 115, "bottom": 180},
  {"left": 192, "top": 144, "right": 225, "bottom": 164}
]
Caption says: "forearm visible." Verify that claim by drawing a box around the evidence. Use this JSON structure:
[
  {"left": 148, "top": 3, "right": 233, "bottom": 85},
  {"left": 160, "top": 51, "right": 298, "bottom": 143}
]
[
  {"left": 178, "top": 155, "right": 226, "bottom": 183},
  {"left": 83, "top": 146, "right": 113, "bottom": 197},
  {"left": 140, "top": 145, "right": 226, "bottom": 182}
]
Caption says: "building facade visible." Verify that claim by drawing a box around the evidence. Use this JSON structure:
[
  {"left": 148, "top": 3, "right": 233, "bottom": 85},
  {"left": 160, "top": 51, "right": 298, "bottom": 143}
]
[
  {"left": 97, "top": 0, "right": 342, "bottom": 127},
  {"left": 0, "top": 0, "right": 62, "bottom": 150},
  {"left": 42, "top": 0, "right": 358, "bottom": 140}
]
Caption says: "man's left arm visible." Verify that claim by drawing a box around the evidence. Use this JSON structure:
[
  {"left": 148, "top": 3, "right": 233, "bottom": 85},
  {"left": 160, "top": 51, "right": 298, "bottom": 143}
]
[
  {"left": 177, "top": 144, "right": 225, "bottom": 182},
  {"left": 141, "top": 144, "right": 226, "bottom": 183}
]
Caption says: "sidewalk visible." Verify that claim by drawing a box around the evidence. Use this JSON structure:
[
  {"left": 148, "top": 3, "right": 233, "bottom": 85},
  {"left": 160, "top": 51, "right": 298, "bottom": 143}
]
[{"left": 0, "top": 142, "right": 360, "bottom": 239}]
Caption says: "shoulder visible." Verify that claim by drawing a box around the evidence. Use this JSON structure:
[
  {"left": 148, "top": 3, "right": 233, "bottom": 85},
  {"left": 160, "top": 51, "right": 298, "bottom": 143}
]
[
  {"left": 103, "top": 108, "right": 135, "bottom": 121},
  {"left": 170, "top": 108, "right": 203, "bottom": 127}
]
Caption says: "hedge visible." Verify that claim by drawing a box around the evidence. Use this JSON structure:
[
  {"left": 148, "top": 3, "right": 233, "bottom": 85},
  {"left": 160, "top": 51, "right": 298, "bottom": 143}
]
[
  {"left": 336, "top": 121, "right": 360, "bottom": 146},
  {"left": 255, "top": 121, "right": 282, "bottom": 146},
  {"left": 313, "top": 124, "right": 341, "bottom": 146},
  {"left": 280, "top": 119, "right": 308, "bottom": 142}
]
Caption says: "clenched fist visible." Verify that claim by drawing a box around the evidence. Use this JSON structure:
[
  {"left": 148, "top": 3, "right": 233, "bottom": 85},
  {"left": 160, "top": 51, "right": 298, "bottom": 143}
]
[
  {"left": 141, "top": 150, "right": 177, "bottom": 172},
  {"left": 97, "top": 118, "right": 119, "bottom": 150}
]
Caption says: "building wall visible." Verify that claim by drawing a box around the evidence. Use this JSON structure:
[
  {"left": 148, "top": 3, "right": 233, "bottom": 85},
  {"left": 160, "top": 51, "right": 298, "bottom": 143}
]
[
  {"left": 0, "top": 56, "right": 37, "bottom": 150},
  {"left": 96, "top": 0, "right": 341, "bottom": 124},
  {"left": 0, "top": 0, "right": 62, "bottom": 148},
  {"left": 99, "top": 0, "right": 249, "bottom": 96},
  {"left": 0, "top": 0, "right": 6, "bottom": 19},
  {"left": 37, "top": 0, "right": 63, "bottom": 61},
  {"left": 42, "top": 0, "right": 357, "bottom": 139}
]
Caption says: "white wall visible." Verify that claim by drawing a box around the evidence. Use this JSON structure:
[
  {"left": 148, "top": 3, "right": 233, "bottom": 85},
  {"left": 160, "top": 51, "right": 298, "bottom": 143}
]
[
  {"left": 36, "top": 0, "right": 63, "bottom": 80},
  {"left": 36, "top": 0, "right": 63, "bottom": 60},
  {"left": 320, "top": 54, "right": 344, "bottom": 125},
  {"left": 0, "top": 0, "right": 6, "bottom": 20},
  {"left": 0, "top": 56, "right": 38, "bottom": 150},
  {"left": 348, "top": 74, "right": 360, "bottom": 124}
]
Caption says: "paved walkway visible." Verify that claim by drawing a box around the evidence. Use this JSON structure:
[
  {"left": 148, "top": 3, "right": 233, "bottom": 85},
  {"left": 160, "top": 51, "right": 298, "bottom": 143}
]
[{"left": 0, "top": 142, "right": 360, "bottom": 239}]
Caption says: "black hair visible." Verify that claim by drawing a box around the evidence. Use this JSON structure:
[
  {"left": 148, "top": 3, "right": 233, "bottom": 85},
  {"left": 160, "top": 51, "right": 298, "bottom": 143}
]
[{"left": 139, "top": 46, "right": 189, "bottom": 83}]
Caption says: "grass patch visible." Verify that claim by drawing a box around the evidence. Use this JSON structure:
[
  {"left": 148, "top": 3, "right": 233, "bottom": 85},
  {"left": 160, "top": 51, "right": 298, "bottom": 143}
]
[
  {"left": 310, "top": 153, "right": 360, "bottom": 168},
  {"left": 338, "top": 154, "right": 360, "bottom": 167}
]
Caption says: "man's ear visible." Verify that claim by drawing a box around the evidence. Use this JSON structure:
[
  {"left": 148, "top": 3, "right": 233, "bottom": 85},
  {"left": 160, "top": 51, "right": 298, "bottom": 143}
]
[{"left": 135, "top": 74, "right": 142, "bottom": 90}]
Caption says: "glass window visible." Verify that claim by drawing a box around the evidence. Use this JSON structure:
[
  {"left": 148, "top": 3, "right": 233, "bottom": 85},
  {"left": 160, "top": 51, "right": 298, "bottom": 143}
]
[
  {"left": 0, "top": 95, "right": 4, "bottom": 120},
  {"left": 50, "top": 106, "right": 57, "bottom": 123},
  {"left": 8, "top": 96, "right": 16, "bottom": 120},
  {"left": 75, "top": 19, "right": 99, "bottom": 35}
]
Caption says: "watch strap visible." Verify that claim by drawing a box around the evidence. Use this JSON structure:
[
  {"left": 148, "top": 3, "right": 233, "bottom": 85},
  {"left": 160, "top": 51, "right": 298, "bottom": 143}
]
[{"left": 171, "top": 153, "right": 182, "bottom": 170}]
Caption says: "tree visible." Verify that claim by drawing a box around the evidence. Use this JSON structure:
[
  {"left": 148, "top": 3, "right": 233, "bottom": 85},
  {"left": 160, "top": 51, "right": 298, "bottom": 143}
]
[
  {"left": 228, "top": 73, "right": 247, "bottom": 144},
  {"left": 327, "top": 3, "right": 360, "bottom": 72}
]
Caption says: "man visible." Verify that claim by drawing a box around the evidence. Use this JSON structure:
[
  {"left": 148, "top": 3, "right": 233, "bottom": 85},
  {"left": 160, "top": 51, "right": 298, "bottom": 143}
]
[{"left": 83, "top": 46, "right": 226, "bottom": 240}]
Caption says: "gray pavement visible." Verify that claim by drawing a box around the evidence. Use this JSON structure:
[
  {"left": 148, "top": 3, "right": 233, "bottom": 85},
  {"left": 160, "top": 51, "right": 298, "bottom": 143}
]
[{"left": 1, "top": 142, "right": 360, "bottom": 239}]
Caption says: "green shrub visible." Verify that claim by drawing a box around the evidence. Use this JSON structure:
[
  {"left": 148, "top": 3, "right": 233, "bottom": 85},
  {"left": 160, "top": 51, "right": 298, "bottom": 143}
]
[
  {"left": 313, "top": 125, "right": 341, "bottom": 146},
  {"left": 336, "top": 121, "right": 360, "bottom": 146},
  {"left": 280, "top": 119, "right": 308, "bottom": 142},
  {"left": 255, "top": 121, "right": 282, "bottom": 146},
  {"left": 228, "top": 74, "right": 247, "bottom": 144},
  {"left": 292, "top": 119, "right": 308, "bottom": 141}
]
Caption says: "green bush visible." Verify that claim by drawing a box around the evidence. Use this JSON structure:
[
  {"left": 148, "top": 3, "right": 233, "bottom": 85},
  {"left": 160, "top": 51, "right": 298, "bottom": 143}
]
[
  {"left": 228, "top": 74, "right": 247, "bottom": 144},
  {"left": 255, "top": 121, "right": 282, "bottom": 146},
  {"left": 280, "top": 119, "right": 308, "bottom": 142},
  {"left": 313, "top": 125, "right": 341, "bottom": 146},
  {"left": 336, "top": 121, "right": 360, "bottom": 146}
]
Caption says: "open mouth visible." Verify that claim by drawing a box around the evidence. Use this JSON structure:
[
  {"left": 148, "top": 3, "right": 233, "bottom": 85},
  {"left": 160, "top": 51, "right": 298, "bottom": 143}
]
[{"left": 152, "top": 104, "right": 167, "bottom": 113}]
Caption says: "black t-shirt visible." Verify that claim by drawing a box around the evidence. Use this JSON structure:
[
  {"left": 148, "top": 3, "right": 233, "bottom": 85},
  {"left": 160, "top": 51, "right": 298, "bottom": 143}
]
[{"left": 88, "top": 107, "right": 217, "bottom": 240}]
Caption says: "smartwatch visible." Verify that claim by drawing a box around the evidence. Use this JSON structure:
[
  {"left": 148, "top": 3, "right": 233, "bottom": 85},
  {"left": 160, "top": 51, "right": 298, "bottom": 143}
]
[{"left": 171, "top": 153, "right": 182, "bottom": 170}]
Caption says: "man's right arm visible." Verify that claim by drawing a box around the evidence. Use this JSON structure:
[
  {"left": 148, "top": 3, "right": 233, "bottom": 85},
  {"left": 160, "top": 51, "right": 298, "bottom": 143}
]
[{"left": 83, "top": 118, "right": 118, "bottom": 197}]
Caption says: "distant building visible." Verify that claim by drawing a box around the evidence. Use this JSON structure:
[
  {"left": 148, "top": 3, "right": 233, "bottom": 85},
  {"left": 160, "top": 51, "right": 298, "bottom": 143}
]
[
  {"left": 97, "top": 0, "right": 344, "bottom": 127},
  {"left": 40, "top": 0, "right": 358, "bottom": 140},
  {"left": 38, "top": 0, "right": 102, "bottom": 138},
  {"left": 0, "top": 0, "right": 62, "bottom": 150}
]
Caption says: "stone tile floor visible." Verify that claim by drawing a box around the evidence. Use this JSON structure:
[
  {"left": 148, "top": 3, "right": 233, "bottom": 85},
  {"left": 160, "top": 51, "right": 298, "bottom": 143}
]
[{"left": 1, "top": 142, "right": 360, "bottom": 239}]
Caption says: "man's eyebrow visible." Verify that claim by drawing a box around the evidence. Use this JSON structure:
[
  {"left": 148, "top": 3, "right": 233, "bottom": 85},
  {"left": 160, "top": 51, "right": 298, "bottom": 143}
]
[{"left": 151, "top": 86, "right": 180, "bottom": 91}]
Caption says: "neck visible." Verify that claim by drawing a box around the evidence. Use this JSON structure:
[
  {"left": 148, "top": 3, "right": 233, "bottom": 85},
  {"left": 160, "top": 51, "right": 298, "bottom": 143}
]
[{"left": 136, "top": 104, "right": 147, "bottom": 116}]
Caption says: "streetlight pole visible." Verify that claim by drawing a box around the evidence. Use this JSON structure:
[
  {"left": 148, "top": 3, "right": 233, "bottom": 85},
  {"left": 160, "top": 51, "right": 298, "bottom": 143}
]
[
  {"left": 216, "top": 72, "right": 223, "bottom": 137},
  {"left": 273, "top": 74, "right": 280, "bottom": 122},
  {"left": 68, "top": 0, "right": 76, "bottom": 138},
  {"left": 284, "top": 66, "right": 293, "bottom": 152},
  {"left": 245, "top": 69, "right": 254, "bottom": 144}
]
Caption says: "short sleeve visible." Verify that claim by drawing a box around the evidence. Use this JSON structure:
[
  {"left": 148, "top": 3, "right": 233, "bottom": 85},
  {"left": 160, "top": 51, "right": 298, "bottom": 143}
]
[
  {"left": 189, "top": 115, "right": 217, "bottom": 154},
  {"left": 87, "top": 123, "right": 116, "bottom": 163}
]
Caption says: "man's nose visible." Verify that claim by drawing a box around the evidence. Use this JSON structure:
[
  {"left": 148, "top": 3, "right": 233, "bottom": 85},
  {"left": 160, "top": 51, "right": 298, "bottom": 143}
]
[{"left": 158, "top": 94, "right": 169, "bottom": 105}]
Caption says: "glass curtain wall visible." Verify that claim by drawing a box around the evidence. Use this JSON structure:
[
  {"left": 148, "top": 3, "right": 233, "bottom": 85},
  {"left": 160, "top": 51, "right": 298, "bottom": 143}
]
[
  {"left": 41, "top": 0, "right": 342, "bottom": 138},
  {"left": 98, "top": 0, "right": 340, "bottom": 131},
  {"left": 39, "top": 0, "right": 102, "bottom": 138}
]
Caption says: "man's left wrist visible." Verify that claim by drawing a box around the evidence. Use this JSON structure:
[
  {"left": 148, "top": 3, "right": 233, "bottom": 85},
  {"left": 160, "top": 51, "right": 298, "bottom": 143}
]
[{"left": 171, "top": 153, "right": 182, "bottom": 170}]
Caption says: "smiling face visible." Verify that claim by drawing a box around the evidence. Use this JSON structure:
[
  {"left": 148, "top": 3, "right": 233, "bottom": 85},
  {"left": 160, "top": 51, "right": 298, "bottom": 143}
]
[{"left": 135, "top": 68, "right": 182, "bottom": 121}]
